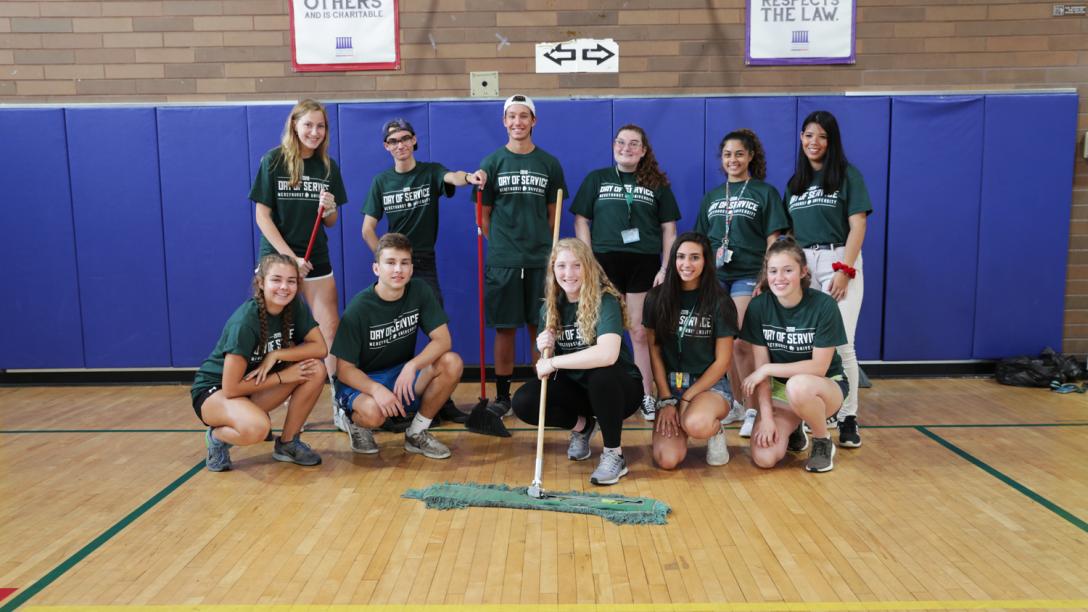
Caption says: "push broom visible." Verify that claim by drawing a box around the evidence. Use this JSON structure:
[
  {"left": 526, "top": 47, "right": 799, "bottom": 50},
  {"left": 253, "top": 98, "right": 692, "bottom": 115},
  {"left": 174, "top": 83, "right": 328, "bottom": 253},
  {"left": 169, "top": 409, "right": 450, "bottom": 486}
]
[{"left": 405, "top": 189, "right": 671, "bottom": 525}]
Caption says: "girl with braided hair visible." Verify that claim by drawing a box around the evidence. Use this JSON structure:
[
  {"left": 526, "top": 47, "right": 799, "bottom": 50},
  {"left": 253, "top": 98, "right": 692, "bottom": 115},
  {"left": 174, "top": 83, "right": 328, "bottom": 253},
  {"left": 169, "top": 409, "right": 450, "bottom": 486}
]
[
  {"left": 190, "top": 254, "right": 328, "bottom": 472},
  {"left": 695, "top": 128, "right": 789, "bottom": 437},
  {"left": 511, "top": 238, "right": 644, "bottom": 486},
  {"left": 571, "top": 124, "right": 682, "bottom": 423}
]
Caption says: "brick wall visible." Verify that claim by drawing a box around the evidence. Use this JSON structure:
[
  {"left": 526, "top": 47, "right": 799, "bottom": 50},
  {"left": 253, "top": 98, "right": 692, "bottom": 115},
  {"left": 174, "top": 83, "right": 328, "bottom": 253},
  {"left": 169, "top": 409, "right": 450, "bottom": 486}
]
[{"left": 2, "top": 0, "right": 1086, "bottom": 357}]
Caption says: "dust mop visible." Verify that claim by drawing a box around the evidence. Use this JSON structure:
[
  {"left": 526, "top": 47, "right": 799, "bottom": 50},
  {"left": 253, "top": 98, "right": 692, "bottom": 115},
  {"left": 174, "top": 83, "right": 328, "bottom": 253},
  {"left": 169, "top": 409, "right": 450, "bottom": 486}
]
[{"left": 406, "top": 189, "right": 672, "bottom": 525}]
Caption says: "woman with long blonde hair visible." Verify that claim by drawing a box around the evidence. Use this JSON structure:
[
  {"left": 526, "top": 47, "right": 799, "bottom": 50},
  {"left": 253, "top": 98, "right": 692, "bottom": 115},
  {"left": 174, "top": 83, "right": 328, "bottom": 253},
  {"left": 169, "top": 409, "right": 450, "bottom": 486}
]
[
  {"left": 250, "top": 99, "right": 349, "bottom": 430},
  {"left": 511, "top": 238, "right": 644, "bottom": 486}
]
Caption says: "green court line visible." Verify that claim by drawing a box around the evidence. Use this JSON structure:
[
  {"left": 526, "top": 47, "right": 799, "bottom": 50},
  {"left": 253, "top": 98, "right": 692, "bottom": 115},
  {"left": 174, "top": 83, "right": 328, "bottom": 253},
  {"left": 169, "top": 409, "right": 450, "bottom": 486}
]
[
  {"left": 0, "top": 460, "right": 206, "bottom": 612},
  {"left": 3, "top": 422, "right": 1087, "bottom": 434},
  {"left": 916, "top": 427, "right": 1088, "bottom": 534}
]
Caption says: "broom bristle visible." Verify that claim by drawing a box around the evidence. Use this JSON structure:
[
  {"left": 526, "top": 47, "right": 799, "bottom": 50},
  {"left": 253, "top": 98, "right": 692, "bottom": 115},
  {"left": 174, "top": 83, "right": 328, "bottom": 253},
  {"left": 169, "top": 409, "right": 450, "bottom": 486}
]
[{"left": 465, "top": 401, "right": 511, "bottom": 437}]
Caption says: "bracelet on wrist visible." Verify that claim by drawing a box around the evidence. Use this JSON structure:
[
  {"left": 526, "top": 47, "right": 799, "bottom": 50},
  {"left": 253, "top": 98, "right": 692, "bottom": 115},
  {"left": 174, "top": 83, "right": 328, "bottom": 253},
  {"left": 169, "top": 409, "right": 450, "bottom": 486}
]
[
  {"left": 656, "top": 397, "right": 678, "bottom": 409},
  {"left": 832, "top": 261, "right": 856, "bottom": 279},
  {"left": 275, "top": 372, "right": 282, "bottom": 384}
]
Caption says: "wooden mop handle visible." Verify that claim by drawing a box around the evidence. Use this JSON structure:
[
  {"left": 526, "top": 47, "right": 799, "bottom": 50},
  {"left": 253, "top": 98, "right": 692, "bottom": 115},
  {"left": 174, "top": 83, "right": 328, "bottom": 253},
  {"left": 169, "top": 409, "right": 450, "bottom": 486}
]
[{"left": 532, "top": 188, "right": 563, "bottom": 491}]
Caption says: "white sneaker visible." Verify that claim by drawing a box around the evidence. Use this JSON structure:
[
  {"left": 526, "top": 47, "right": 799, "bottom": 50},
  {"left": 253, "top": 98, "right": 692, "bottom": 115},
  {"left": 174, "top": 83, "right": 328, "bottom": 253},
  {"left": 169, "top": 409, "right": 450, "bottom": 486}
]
[
  {"left": 706, "top": 428, "right": 729, "bottom": 466},
  {"left": 639, "top": 394, "right": 656, "bottom": 421},
  {"left": 738, "top": 408, "right": 757, "bottom": 438},
  {"left": 333, "top": 395, "right": 350, "bottom": 433},
  {"left": 721, "top": 400, "right": 746, "bottom": 425}
]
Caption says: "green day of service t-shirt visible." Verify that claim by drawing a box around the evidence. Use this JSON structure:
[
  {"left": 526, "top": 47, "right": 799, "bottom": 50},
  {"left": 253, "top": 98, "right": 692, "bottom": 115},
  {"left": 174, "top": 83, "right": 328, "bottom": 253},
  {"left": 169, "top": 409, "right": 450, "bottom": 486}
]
[
  {"left": 478, "top": 146, "right": 567, "bottom": 268},
  {"left": 694, "top": 179, "right": 788, "bottom": 281},
  {"left": 332, "top": 279, "right": 448, "bottom": 373},
  {"left": 191, "top": 298, "right": 319, "bottom": 400},
  {"left": 570, "top": 168, "right": 681, "bottom": 255},
  {"left": 784, "top": 165, "right": 872, "bottom": 247},
  {"left": 740, "top": 288, "right": 847, "bottom": 380},
  {"left": 249, "top": 147, "right": 349, "bottom": 269},
  {"left": 642, "top": 289, "right": 738, "bottom": 379},
  {"left": 539, "top": 293, "right": 641, "bottom": 388},
  {"left": 362, "top": 162, "right": 455, "bottom": 255}
]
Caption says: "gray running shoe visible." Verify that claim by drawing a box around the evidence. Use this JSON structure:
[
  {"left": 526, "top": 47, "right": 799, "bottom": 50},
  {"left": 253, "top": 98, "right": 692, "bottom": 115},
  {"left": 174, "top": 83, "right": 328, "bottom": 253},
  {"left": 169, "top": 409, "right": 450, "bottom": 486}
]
[
  {"left": 405, "top": 429, "right": 452, "bottom": 460},
  {"left": 787, "top": 423, "right": 809, "bottom": 452},
  {"left": 567, "top": 420, "right": 597, "bottom": 461},
  {"left": 706, "top": 427, "right": 729, "bottom": 466},
  {"left": 347, "top": 419, "right": 378, "bottom": 454},
  {"left": 721, "top": 401, "right": 745, "bottom": 425},
  {"left": 273, "top": 435, "right": 322, "bottom": 466},
  {"left": 590, "top": 449, "right": 628, "bottom": 485},
  {"left": 738, "top": 408, "right": 758, "bottom": 438},
  {"left": 805, "top": 436, "right": 836, "bottom": 473},
  {"left": 639, "top": 394, "right": 656, "bottom": 421},
  {"left": 205, "top": 427, "right": 232, "bottom": 472}
]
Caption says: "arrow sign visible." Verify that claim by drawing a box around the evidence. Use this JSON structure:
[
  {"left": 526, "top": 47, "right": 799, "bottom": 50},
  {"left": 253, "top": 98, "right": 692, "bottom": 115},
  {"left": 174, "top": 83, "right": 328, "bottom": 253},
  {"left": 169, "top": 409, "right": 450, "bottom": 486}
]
[
  {"left": 544, "top": 43, "right": 576, "bottom": 65},
  {"left": 582, "top": 44, "right": 615, "bottom": 65},
  {"left": 535, "top": 38, "right": 619, "bottom": 73}
]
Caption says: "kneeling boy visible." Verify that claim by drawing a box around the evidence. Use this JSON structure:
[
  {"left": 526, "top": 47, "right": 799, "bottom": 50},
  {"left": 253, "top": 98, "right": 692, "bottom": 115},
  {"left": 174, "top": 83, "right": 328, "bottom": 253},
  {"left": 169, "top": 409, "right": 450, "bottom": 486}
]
[{"left": 332, "top": 232, "right": 464, "bottom": 459}]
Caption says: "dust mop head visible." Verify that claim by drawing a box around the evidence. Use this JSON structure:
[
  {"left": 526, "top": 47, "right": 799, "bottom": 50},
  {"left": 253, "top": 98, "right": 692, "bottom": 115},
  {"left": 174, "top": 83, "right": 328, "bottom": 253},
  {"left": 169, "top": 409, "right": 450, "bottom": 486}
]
[{"left": 403, "top": 482, "right": 671, "bottom": 525}]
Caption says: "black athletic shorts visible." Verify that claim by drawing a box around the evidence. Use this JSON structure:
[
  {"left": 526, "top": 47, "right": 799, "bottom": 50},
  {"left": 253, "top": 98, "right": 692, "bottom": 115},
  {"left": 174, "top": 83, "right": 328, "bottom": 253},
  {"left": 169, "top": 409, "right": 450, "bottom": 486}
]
[
  {"left": 192, "top": 385, "right": 219, "bottom": 426},
  {"left": 594, "top": 251, "right": 660, "bottom": 294}
]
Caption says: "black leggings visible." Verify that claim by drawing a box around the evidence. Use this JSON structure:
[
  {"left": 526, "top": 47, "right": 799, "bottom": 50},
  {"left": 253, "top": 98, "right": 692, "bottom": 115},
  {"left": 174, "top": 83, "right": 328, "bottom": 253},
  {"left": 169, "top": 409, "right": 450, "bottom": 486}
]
[{"left": 511, "top": 364, "right": 642, "bottom": 448}]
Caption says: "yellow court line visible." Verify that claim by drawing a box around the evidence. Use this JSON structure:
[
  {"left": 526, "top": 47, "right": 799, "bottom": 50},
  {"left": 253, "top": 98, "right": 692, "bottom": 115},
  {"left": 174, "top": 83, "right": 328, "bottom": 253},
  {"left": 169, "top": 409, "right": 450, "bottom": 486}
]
[{"left": 24, "top": 600, "right": 1088, "bottom": 611}]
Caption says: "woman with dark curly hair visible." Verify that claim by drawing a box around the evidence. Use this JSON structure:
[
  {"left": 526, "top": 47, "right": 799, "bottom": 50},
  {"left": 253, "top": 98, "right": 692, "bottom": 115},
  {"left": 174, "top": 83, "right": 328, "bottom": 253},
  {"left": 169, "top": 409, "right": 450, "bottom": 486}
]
[{"left": 571, "top": 124, "right": 682, "bottom": 422}]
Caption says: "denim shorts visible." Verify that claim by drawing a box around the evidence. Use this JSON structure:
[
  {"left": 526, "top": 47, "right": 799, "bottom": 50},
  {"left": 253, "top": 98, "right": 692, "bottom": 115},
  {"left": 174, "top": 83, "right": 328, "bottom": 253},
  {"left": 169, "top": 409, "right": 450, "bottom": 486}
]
[
  {"left": 720, "top": 277, "right": 758, "bottom": 298},
  {"left": 668, "top": 375, "right": 733, "bottom": 404},
  {"left": 334, "top": 363, "right": 423, "bottom": 415}
]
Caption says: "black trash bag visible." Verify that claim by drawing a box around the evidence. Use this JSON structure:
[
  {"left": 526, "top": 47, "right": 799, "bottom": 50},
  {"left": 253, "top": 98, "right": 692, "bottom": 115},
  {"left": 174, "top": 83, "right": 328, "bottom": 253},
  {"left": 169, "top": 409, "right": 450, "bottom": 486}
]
[{"left": 995, "top": 348, "right": 1084, "bottom": 387}]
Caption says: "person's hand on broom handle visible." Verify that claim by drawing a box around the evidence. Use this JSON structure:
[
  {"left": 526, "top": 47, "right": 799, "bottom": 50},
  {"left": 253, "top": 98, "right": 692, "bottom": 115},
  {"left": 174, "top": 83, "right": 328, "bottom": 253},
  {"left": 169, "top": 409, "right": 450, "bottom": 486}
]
[{"left": 535, "top": 330, "right": 557, "bottom": 379}]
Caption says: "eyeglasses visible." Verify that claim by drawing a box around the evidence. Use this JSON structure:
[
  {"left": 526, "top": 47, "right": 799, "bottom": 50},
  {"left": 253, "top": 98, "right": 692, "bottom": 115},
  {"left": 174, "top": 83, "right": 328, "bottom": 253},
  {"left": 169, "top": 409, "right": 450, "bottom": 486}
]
[
  {"left": 614, "top": 138, "right": 643, "bottom": 150},
  {"left": 385, "top": 135, "right": 414, "bottom": 146}
]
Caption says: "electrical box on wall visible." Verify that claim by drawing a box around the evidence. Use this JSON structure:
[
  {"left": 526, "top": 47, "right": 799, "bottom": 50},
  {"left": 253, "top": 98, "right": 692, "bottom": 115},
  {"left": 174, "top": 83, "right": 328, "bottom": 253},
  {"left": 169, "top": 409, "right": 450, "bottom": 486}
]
[{"left": 470, "top": 72, "right": 499, "bottom": 97}]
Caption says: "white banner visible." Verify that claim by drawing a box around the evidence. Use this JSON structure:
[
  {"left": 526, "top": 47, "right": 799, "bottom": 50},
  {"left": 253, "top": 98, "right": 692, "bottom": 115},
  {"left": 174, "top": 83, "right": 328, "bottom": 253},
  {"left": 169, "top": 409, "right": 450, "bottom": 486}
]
[
  {"left": 290, "top": 0, "right": 399, "bottom": 71},
  {"left": 746, "top": 0, "right": 855, "bottom": 65}
]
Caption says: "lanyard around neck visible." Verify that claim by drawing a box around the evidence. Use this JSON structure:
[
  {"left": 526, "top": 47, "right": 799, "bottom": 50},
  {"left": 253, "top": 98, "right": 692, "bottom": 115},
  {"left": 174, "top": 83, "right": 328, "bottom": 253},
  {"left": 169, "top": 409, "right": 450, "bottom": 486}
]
[
  {"left": 677, "top": 294, "right": 701, "bottom": 356},
  {"left": 616, "top": 167, "right": 635, "bottom": 225},
  {"left": 721, "top": 178, "right": 750, "bottom": 248}
]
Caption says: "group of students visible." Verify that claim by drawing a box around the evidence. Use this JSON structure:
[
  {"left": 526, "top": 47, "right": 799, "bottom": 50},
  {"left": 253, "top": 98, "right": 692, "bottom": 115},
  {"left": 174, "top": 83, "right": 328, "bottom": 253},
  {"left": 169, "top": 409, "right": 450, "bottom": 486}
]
[{"left": 190, "top": 94, "right": 871, "bottom": 483}]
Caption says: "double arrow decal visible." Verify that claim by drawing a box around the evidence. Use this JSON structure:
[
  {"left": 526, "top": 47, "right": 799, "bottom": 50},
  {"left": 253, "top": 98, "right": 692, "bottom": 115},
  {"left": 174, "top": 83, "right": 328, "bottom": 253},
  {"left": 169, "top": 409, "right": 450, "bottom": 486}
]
[{"left": 544, "top": 43, "right": 615, "bottom": 66}]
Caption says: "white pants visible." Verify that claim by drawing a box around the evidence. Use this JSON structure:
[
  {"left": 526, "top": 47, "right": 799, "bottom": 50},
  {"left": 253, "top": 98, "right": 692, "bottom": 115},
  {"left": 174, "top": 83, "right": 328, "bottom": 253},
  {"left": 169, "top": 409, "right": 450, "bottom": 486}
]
[{"left": 804, "top": 247, "right": 863, "bottom": 419}]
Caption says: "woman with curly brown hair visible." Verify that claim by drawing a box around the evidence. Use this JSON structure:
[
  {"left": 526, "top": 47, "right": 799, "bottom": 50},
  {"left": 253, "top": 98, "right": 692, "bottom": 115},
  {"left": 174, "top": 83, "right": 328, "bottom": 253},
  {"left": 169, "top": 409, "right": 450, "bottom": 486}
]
[
  {"left": 511, "top": 238, "right": 644, "bottom": 486},
  {"left": 190, "top": 254, "right": 329, "bottom": 472},
  {"left": 571, "top": 124, "right": 681, "bottom": 422}
]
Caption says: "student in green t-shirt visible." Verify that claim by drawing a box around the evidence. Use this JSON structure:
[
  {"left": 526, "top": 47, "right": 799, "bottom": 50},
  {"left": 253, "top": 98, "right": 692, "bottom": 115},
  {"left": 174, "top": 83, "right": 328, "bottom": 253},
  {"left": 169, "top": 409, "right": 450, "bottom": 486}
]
[
  {"left": 362, "top": 118, "right": 488, "bottom": 305},
  {"left": 695, "top": 129, "right": 789, "bottom": 438},
  {"left": 512, "top": 238, "right": 643, "bottom": 486},
  {"left": 784, "top": 110, "right": 873, "bottom": 449},
  {"left": 250, "top": 99, "right": 348, "bottom": 429},
  {"left": 739, "top": 238, "right": 849, "bottom": 473},
  {"left": 572, "top": 124, "right": 681, "bottom": 424},
  {"left": 191, "top": 254, "right": 329, "bottom": 472},
  {"left": 469, "top": 94, "right": 568, "bottom": 428},
  {"left": 331, "top": 233, "right": 464, "bottom": 460},
  {"left": 643, "top": 232, "right": 739, "bottom": 469}
]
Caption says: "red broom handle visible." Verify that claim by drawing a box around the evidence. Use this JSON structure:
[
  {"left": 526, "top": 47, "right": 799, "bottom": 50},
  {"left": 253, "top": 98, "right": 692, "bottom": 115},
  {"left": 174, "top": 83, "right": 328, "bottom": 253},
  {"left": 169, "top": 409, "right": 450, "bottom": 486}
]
[
  {"left": 303, "top": 199, "right": 324, "bottom": 261},
  {"left": 476, "top": 190, "right": 487, "bottom": 397}
]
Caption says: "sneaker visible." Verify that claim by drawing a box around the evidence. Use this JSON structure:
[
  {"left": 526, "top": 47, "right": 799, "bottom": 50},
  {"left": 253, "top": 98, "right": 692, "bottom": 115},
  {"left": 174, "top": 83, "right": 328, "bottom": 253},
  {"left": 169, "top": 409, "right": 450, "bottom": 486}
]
[
  {"left": 273, "top": 435, "right": 322, "bottom": 466},
  {"left": 438, "top": 398, "right": 469, "bottom": 424},
  {"left": 803, "top": 414, "right": 838, "bottom": 433},
  {"left": 405, "top": 429, "right": 451, "bottom": 460},
  {"left": 590, "top": 449, "right": 628, "bottom": 485},
  {"left": 738, "top": 408, "right": 757, "bottom": 438},
  {"left": 639, "top": 394, "right": 656, "bottom": 421},
  {"left": 205, "top": 428, "right": 232, "bottom": 472},
  {"left": 721, "top": 401, "right": 745, "bottom": 425},
  {"left": 494, "top": 396, "right": 513, "bottom": 418},
  {"left": 332, "top": 393, "right": 350, "bottom": 433},
  {"left": 706, "top": 427, "right": 729, "bottom": 466},
  {"left": 787, "top": 423, "right": 809, "bottom": 452},
  {"left": 380, "top": 415, "right": 412, "bottom": 433},
  {"left": 805, "top": 436, "right": 836, "bottom": 473},
  {"left": 838, "top": 415, "right": 862, "bottom": 448},
  {"left": 346, "top": 419, "right": 378, "bottom": 454},
  {"left": 567, "top": 419, "right": 597, "bottom": 461}
]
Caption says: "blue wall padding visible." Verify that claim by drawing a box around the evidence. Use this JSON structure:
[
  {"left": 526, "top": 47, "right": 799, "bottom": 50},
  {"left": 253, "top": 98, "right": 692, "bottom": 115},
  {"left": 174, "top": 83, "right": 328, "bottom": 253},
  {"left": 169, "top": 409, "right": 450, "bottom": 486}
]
[
  {"left": 1, "top": 109, "right": 85, "bottom": 368},
  {"left": 158, "top": 107, "right": 255, "bottom": 366},
  {"left": 797, "top": 96, "right": 891, "bottom": 361},
  {"left": 884, "top": 97, "right": 985, "bottom": 360},
  {"left": 972, "top": 94, "right": 1078, "bottom": 358},
  {"left": 613, "top": 98, "right": 705, "bottom": 225},
  {"left": 704, "top": 96, "right": 797, "bottom": 204},
  {"left": 65, "top": 108, "right": 172, "bottom": 367},
  {"left": 244, "top": 104, "right": 346, "bottom": 308}
]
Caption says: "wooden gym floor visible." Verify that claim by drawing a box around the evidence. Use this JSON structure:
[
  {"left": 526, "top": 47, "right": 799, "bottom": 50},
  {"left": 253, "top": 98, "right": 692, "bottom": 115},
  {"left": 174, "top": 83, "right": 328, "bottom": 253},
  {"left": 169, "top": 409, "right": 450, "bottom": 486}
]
[{"left": 0, "top": 378, "right": 1086, "bottom": 612}]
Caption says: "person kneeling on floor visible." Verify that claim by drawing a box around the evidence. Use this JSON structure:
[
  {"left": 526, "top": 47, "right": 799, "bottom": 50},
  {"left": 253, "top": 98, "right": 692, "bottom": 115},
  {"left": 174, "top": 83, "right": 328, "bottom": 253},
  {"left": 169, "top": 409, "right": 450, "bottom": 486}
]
[{"left": 331, "top": 232, "right": 464, "bottom": 459}]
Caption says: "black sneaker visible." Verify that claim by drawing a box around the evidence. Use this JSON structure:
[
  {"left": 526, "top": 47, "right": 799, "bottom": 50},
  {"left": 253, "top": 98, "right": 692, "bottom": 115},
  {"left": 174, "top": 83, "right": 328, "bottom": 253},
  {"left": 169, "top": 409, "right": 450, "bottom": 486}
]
[
  {"left": 838, "top": 415, "right": 862, "bottom": 448},
  {"left": 787, "top": 423, "right": 809, "bottom": 452},
  {"left": 438, "top": 398, "right": 469, "bottom": 424},
  {"left": 380, "top": 415, "right": 412, "bottom": 433}
]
